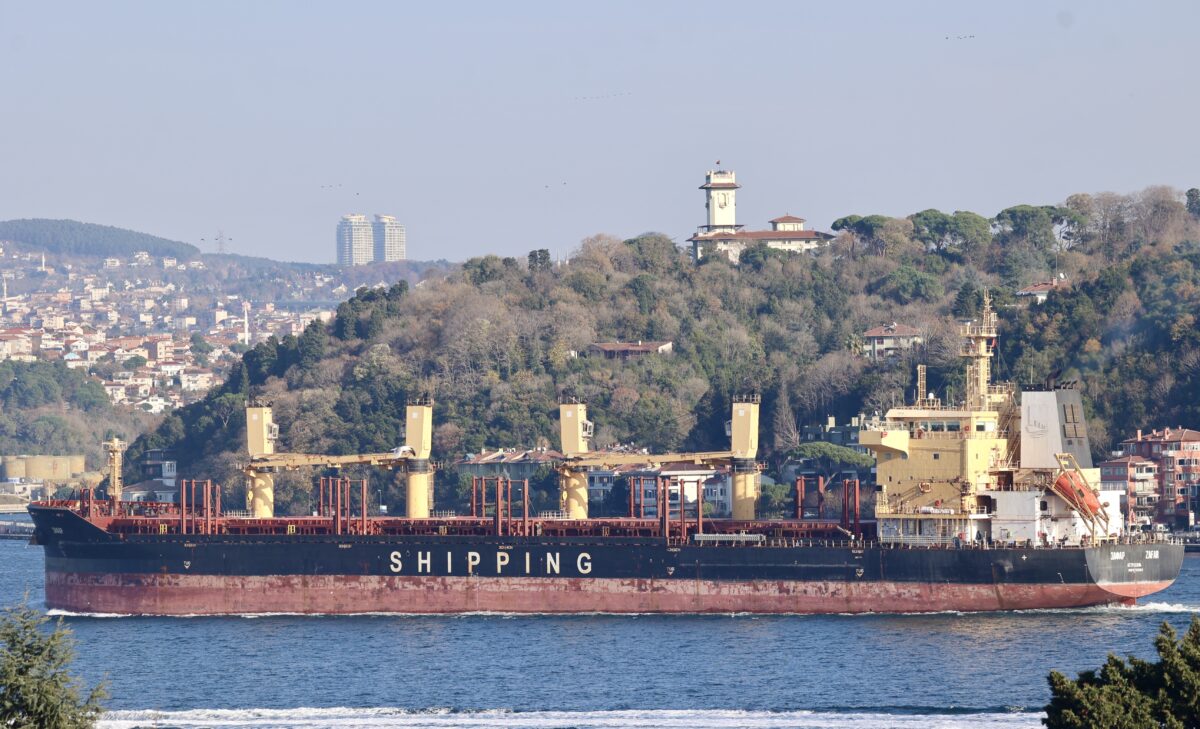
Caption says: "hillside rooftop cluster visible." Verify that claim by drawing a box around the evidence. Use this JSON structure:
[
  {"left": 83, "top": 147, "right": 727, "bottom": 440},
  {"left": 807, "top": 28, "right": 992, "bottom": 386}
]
[{"left": 0, "top": 244, "right": 335, "bottom": 412}]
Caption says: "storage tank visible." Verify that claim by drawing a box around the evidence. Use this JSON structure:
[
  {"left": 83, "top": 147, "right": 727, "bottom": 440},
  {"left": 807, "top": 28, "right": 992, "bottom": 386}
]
[
  {"left": 26, "top": 456, "right": 55, "bottom": 480},
  {"left": 51, "top": 456, "right": 73, "bottom": 480},
  {"left": 68, "top": 455, "right": 86, "bottom": 476},
  {"left": 3, "top": 456, "right": 27, "bottom": 481}
]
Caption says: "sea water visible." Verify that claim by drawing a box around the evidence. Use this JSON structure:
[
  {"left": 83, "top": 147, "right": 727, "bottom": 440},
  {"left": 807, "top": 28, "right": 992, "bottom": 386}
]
[{"left": 1, "top": 535, "right": 1197, "bottom": 729}]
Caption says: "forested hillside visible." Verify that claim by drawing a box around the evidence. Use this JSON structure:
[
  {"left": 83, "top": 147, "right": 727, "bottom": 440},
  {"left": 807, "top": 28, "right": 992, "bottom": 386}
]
[
  {"left": 0, "top": 219, "right": 199, "bottom": 259},
  {"left": 129, "top": 185, "right": 1200, "bottom": 514},
  {"left": 0, "top": 361, "right": 155, "bottom": 469}
]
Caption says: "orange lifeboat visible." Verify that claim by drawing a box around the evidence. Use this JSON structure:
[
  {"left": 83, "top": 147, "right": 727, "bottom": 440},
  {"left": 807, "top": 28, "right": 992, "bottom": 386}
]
[{"left": 1052, "top": 470, "right": 1103, "bottom": 516}]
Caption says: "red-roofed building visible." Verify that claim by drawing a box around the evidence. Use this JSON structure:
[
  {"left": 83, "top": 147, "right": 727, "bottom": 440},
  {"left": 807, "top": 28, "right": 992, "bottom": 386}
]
[
  {"left": 1016, "top": 278, "right": 1069, "bottom": 305},
  {"left": 457, "top": 448, "right": 564, "bottom": 481},
  {"left": 588, "top": 340, "right": 673, "bottom": 360},
  {"left": 862, "top": 323, "right": 924, "bottom": 361},
  {"left": 1098, "top": 455, "right": 1159, "bottom": 526},
  {"left": 1118, "top": 428, "right": 1200, "bottom": 526}
]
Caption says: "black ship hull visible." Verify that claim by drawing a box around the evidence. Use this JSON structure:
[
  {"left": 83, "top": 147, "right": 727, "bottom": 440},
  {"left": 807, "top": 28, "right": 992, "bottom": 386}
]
[{"left": 31, "top": 506, "right": 1182, "bottom": 615}]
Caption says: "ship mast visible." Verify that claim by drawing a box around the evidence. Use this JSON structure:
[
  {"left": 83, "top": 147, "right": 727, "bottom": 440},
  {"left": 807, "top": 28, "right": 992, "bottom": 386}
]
[{"left": 961, "top": 290, "right": 998, "bottom": 410}]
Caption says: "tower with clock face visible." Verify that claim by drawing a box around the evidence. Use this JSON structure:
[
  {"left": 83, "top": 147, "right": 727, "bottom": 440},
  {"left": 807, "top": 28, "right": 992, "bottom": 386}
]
[{"left": 700, "top": 169, "right": 741, "bottom": 233}]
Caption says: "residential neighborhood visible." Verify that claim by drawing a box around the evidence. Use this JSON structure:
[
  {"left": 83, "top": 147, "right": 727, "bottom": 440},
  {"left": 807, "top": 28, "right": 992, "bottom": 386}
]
[{"left": 0, "top": 244, "right": 336, "bottom": 412}]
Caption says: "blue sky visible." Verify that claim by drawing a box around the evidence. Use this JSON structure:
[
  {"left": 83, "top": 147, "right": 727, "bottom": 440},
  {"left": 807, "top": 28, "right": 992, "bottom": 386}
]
[{"left": 1, "top": 1, "right": 1196, "bottom": 263}]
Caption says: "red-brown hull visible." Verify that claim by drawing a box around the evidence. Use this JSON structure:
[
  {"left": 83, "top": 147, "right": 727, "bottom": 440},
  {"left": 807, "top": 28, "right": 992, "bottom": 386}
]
[{"left": 44, "top": 571, "right": 1171, "bottom": 615}]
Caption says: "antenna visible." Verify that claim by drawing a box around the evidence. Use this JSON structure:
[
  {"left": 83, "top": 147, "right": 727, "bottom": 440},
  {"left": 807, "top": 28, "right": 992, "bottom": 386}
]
[{"left": 215, "top": 230, "right": 229, "bottom": 256}]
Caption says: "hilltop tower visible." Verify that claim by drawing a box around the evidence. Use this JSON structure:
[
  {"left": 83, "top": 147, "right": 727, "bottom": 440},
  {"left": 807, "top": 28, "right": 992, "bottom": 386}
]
[{"left": 700, "top": 170, "right": 741, "bottom": 233}]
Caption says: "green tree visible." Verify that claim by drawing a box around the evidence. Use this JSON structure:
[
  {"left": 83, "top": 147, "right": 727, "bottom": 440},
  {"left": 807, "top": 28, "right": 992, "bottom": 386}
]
[
  {"left": 189, "top": 332, "right": 214, "bottom": 356},
  {"left": 1045, "top": 618, "right": 1200, "bottom": 729},
  {"left": 627, "top": 274, "right": 658, "bottom": 315},
  {"left": 995, "top": 205, "right": 1056, "bottom": 248},
  {"left": 0, "top": 601, "right": 106, "bottom": 728},
  {"left": 624, "top": 233, "right": 680, "bottom": 275},
  {"left": 909, "top": 209, "right": 953, "bottom": 250},
  {"left": 527, "top": 249, "right": 552, "bottom": 273},
  {"left": 949, "top": 211, "right": 993, "bottom": 258},
  {"left": 1187, "top": 188, "right": 1200, "bottom": 219},
  {"left": 462, "top": 255, "right": 512, "bottom": 286},
  {"left": 952, "top": 281, "right": 983, "bottom": 319},
  {"left": 758, "top": 479, "right": 794, "bottom": 518},
  {"left": 833, "top": 214, "right": 892, "bottom": 255},
  {"left": 789, "top": 441, "right": 874, "bottom": 483},
  {"left": 879, "top": 265, "right": 944, "bottom": 304}
]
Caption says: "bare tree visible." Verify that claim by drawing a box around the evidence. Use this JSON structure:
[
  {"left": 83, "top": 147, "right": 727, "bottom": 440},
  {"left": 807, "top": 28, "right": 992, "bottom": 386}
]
[{"left": 773, "top": 381, "right": 801, "bottom": 452}]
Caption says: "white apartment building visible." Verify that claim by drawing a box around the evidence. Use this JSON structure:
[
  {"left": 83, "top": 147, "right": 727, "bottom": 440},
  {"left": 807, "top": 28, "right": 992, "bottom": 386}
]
[
  {"left": 336, "top": 214, "right": 374, "bottom": 266},
  {"left": 372, "top": 214, "right": 406, "bottom": 262}
]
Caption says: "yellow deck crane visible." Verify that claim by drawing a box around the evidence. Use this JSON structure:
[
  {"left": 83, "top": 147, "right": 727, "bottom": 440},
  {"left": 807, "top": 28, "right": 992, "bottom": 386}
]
[
  {"left": 556, "top": 396, "right": 760, "bottom": 520},
  {"left": 243, "top": 398, "right": 433, "bottom": 519}
]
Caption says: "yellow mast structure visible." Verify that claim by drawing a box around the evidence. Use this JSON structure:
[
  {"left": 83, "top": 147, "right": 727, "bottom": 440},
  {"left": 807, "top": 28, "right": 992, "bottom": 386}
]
[
  {"left": 243, "top": 399, "right": 434, "bottom": 519},
  {"left": 556, "top": 396, "right": 761, "bottom": 520}
]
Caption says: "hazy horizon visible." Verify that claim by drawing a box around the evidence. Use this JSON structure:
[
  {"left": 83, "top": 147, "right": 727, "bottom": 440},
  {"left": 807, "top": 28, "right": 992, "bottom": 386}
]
[{"left": 1, "top": 1, "right": 1196, "bottom": 264}]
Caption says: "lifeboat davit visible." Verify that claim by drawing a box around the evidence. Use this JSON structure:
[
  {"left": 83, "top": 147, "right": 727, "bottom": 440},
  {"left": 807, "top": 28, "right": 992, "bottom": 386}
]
[{"left": 1053, "top": 470, "right": 1103, "bottom": 515}]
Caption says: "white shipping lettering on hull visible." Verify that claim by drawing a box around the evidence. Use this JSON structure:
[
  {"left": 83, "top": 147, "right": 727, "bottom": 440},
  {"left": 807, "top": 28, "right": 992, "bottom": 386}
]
[{"left": 384, "top": 551, "right": 576, "bottom": 575}]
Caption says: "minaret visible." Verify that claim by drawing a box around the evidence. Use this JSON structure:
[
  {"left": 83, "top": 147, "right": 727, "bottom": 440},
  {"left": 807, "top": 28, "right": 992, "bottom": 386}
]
[
  {"left": 241, "top": 301, "right": 251, "bottom": 345},
  {"left": 700, "top": 169, "right": 741, "bottom": 233}
]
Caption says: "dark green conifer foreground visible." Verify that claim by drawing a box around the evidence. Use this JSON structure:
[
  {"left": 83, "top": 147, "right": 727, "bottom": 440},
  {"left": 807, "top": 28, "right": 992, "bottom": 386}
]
[
  {"left": 1045, "top": 618, "right": 1200, "bottom": 728},
  {"left": 0, "top": 602, "right": 106, "bottom": 729}
]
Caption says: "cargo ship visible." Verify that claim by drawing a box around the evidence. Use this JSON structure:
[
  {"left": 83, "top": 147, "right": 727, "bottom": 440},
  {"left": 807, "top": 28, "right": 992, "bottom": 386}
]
[{"left": 29, "top": 295, "right": 1182, "bottom": 614}]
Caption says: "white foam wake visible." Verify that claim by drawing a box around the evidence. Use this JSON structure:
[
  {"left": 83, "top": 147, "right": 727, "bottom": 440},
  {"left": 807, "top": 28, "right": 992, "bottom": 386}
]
[
  {"left": 97, "top": 707, "right": 1042, "bottom": 729},
  {"left": 1011, "top": 601, "right": 1200, "bottom": 616},
  {"left": 46, "top": 609, "right": 133, "bottom": 619}
]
